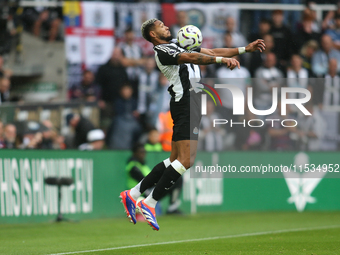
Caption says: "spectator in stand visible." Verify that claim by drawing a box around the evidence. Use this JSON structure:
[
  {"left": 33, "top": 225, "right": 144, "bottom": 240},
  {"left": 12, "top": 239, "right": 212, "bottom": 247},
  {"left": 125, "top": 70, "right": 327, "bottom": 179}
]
[
  {"left": 170, "top": 10, "right": 188, "bottom": 36},
  {"left": 66, "top": 113, "right": 95, "bottom": 149},
  {"left": 0, "top": 77, "right": 10, "bottom": 104},
  {"left": 248, "top": 18, "right": 271, "bottom": 43},
  {"left": 300, "top": 40, "right": 318, "bottom": 77},
  {"left": 156, "top": 110, "right": 172, "bottom": 152},
  {"left": 293, "top": 13, "right": 321, "bottom": 54},
  {"left": 287, "top": 54, "right": 310, "bottom": 81},
  {"left": 23, "top": 132, "right": 43, "bottom": 149},
  {"left": 23, "top": 5, "right": 62, "bottom": 41},
  {"left": 79, "top": 129, "right": 105, "bottom": 151},
  {"left": 14, "top": 121, "right": 49, "bottom": 149},
  {"left": 0, "top": 1, "right": 18, "bottom": 56},
  {"left": 0, "top": 55, "right": 12, "bottom": 78},
  {"left": 108, "top": 84, "right": 141, "bottom": 150},
  {"left": 312, "top": 34, "right": 340, "bottom": 77},
  {"left": 249, "top": 34, "right": 275, "bottom": 76},
  {"left": 217, "top": 55, "right": 251, "bottom": 120},
  {"left": 119, "top": 28, "right": 145, "bottom": 97},
  {"left": 70, "top": 70, "right": 101, "bottom": 102},
  {"left": 326, "top": 14, "right": 340, "bottom": 51},
  {"left": 53, "top": 134, "right": 66, "bottom": 150},
  {"left": 322, "top": 2, "right": 340, "bottom": 31},
  {"left": 254, "top": 53, "right": 283, "bottom": 112},
  {"left": 96, "top": 47, "right": 129, "bottom": 112},
  {"left": 2, "top": 123, "right": 17, "bottom": 149},
  {"left": 137, "top": 57, "right": 159, "bottom": 129},
  {"left": 225, "top": 16, "right": 247, "bottom": 48},
  {"left": 144, "top": 128, "right": 163, "bottom": 152},
  {"left": 287, "top": 54, "right": 310, "bottom": 87},
  {"left": 270, "top": 10, "right": 292, "bottom": 69},
  {"left": 40, "top": 120, "right": 54, "bottom": 149},
  {"left": 0, "top": 121, "right": 4, "bottom": 148},
  {"left": 16, "top": 126, "right": 44, "bottom": 149},
  {"left": 302, "top": 4, "right": 321, "bottom": 33},
  {"left": 297, "top": 103, "right": 325, "bottom": 151},
  {"left": 287, "top": 54, "right": 310, "bottom": 114},
  {"left": 320, "top": 58, "right": 340, "bottom": 107}
]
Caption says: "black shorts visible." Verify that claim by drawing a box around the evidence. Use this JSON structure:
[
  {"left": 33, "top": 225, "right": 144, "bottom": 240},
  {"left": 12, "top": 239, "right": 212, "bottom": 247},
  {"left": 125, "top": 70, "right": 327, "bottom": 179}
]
[{"left": 170, "top": 92, "right": 202, "bottom": 141}]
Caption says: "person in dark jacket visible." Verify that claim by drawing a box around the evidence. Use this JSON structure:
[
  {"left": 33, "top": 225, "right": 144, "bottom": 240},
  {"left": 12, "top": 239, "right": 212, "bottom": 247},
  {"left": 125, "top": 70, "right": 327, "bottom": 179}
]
[
  {"left": 2, "top": 124, "right": 17, "bottom": 149},
  {"left": 70, "top": 70, "right": 101, "bottom": 102},
  {"left": 96, "top": 48, "right": 129, "bottom": 105},
  {"left": 270, "top": 10, "right": 293, "bottom": 68},
  {"left": 66, "top": 113, "right": 95, "bottom": 148},
  {"left": 108, "top": 84, "right": 141, "bottom": 150},
  {"left": 0, "top": 77, "right": 10, "bottom": 104},
  {"left": 39, "top": 120, "right": 54, "bottom": 149}
]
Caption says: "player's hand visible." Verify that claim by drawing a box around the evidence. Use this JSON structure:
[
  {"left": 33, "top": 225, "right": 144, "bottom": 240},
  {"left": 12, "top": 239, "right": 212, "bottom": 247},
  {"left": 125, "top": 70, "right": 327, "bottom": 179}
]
[
  {"left": 245, "top": 39, "right": 266, "bottom": 53},
  {"left": 222, "top": 58, "right": 240, "bottom": 70}
]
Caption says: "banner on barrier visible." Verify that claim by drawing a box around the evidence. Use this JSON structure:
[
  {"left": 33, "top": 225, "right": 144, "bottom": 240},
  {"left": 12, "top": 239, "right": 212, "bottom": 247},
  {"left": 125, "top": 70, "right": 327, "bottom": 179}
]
[
  {"left": 0, "top": 157, "right": 93, "bottom": 218},
  {"left": 1, "top": 150, "right": 339, "bottom": 224}
]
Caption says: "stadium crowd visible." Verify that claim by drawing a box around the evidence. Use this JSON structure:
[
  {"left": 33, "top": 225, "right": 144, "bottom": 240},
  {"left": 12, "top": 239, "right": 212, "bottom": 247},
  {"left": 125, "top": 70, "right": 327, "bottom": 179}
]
[{"left": 1, "top": 2, "right": 340, "bottom": 151}]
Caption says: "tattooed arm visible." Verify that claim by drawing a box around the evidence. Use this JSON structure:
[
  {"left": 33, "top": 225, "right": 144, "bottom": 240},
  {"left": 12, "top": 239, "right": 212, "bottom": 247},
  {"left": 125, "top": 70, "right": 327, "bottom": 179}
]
[
  {"left": 177, "top": 52, "right": 215, "bottom": 65},
  {"left": 200, "top": 48, "right": 239, "bottom": 58},
  {"left": 177, "top": 52, "right": 240, "bottom": 70}
]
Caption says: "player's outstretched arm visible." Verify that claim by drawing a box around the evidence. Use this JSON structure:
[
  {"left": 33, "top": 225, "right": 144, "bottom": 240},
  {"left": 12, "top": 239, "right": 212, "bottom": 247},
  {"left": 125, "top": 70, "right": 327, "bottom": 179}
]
[
  {"left": 200, "top": 39, "right": 266, "bottom": 58},
  {"left": 177, "top": 52, "right": 240, "bottom": 70}
]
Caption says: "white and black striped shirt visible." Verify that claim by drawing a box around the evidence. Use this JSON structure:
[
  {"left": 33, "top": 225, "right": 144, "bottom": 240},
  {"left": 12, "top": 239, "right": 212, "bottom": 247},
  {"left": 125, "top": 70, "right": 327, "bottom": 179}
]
[
  {"left": 324, "top": 74, "right": 340, "bottom": 106},
  {"left": 120, "top": 42, "right": 143, "bottom": 81},
  {"left": 153, "top": 40, "right": 201, "bottom": 102}
]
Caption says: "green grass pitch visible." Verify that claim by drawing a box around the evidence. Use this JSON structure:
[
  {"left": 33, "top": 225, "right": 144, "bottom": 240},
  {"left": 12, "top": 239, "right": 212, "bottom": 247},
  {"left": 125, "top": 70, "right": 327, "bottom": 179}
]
[{"left": 1, "top": 211, "right": 340, "bottom": 255}]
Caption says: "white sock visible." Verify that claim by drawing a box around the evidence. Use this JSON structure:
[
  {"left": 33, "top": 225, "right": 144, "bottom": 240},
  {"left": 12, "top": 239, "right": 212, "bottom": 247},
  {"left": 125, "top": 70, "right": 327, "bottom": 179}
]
[
  {"left": 130, "top": 181, "right": 141, "bottom": 201},
  {"left": 163, "top": 158, "right": 171, "bottom": 168},
  {"left": 144, "top": 190, "right": 158, "bottom": 208},
  {"left": 171, "top": 160, "right": 186, "bottom": 175},
  {"left": 130, "top": 159, "right": 170, "bottom": 203}
]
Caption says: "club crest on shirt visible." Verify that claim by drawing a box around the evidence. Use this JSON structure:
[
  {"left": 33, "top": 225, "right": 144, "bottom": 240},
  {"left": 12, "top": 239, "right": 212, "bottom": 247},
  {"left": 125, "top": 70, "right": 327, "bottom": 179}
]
[{"left": 169, "top": 49, "right": 176, "bottom": 55}]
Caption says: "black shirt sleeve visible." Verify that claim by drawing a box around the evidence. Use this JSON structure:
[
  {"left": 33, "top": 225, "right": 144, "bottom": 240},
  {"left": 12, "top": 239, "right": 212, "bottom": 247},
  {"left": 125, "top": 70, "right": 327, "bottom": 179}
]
[
  {"left": 154, "top": 45, "right": 181, "bottom": 65},
  {"left": 193, "top": 47, "right": 201, "bottom": 53},
  {"left": 155, "top": 44, "right": 201, "bottom": 66}
]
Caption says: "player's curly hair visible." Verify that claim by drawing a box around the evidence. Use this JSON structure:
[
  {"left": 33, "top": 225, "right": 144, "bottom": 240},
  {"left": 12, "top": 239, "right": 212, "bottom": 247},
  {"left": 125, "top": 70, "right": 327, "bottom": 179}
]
[{"left": 141, "top": 18, "right": 158, "bottom": 42}]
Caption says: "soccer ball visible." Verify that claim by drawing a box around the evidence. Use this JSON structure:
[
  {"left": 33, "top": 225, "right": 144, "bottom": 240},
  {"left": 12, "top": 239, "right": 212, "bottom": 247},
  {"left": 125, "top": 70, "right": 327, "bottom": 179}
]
[{"left": 177, "top": 25, "right": 203, "bottom": 51}]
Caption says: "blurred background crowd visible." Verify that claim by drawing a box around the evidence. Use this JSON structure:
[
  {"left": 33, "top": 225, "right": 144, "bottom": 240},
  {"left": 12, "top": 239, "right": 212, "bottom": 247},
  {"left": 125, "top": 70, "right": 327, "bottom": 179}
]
[{"left": 1, "top": 0, "right": 340, "bottom": 152}]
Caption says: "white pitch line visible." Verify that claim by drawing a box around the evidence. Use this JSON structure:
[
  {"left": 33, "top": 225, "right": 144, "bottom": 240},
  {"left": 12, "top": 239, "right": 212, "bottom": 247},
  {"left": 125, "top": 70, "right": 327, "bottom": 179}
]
[{"left": 49, "top": 224, "right": 340, "bottom": 255}]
